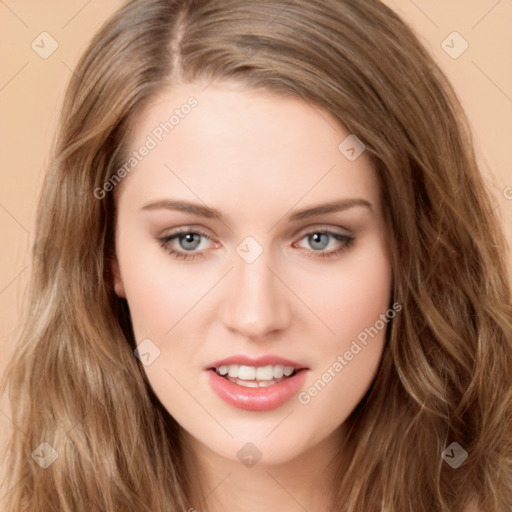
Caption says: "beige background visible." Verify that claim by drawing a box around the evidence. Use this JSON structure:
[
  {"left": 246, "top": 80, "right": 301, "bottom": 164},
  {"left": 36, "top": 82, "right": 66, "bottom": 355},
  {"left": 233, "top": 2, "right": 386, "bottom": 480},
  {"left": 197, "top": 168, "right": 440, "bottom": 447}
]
[{"left": 1, "top": 0, "right": 511, "bottom": 451}]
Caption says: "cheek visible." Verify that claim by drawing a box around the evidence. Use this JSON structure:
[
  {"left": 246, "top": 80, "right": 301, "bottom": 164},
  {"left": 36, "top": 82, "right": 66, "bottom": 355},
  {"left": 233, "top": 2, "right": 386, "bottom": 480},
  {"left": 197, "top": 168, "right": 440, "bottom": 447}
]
[
  {"left": 296, "top": 239, "right": 393, "bottom": 417},
  {"left": 302, "top": 238, "right": 393, "bottom": 346},
  {"left": 116, "top": 235, "right": 213, "bottom": 338}
]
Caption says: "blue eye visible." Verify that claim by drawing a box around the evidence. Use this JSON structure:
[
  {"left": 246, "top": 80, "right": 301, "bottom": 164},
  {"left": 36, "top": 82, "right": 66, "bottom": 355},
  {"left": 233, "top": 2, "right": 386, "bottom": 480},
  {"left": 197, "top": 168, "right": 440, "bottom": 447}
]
[
  {"left": 157, "top": 230, "right": 211, "bottom": 260},
  {"left": 156, "top": 228, "right": 355, "bottom": 261},
  {"left": 174, "top": 232, "right": 202, "bottom": 251},
  {"left": 309, "top": 232, "right": 330, "bottom": 250},
  {"left": 295, "top": 230, "right": 355, "bottom": 258}
]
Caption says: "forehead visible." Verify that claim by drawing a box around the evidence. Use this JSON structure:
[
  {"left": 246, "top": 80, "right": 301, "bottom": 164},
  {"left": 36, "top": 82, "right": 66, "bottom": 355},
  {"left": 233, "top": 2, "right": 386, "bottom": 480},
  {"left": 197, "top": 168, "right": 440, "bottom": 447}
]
[{"left": 116, "top": 81, "right": 381, "bottom": 221}]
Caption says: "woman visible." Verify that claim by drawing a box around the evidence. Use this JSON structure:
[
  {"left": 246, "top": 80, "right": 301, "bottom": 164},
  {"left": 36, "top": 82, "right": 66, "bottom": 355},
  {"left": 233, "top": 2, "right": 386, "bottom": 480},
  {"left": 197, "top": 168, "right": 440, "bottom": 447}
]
[{"left": 2, "top": 0, "right": 511, "bottom": 510}]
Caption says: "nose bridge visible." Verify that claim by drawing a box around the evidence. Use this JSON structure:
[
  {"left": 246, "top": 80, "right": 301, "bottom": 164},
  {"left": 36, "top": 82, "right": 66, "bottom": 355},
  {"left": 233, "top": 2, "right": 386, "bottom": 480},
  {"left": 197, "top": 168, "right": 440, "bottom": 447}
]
[{"left": 220, "top": 243, "right": 290, "bottom": 338}]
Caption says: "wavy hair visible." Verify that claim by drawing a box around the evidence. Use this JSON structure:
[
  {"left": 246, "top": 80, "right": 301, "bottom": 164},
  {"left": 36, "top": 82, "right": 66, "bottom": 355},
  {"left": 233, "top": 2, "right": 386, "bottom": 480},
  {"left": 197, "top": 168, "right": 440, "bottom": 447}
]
[{"left": 2, "top": 0, "right": 511, "bottom": 510}]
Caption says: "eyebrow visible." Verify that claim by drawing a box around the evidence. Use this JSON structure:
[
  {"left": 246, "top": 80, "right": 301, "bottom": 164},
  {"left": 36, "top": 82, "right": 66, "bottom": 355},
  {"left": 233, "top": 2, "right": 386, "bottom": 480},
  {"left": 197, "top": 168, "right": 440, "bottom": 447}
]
[{"left": 140, "top": 197, "right": 373, "bottom": 222}]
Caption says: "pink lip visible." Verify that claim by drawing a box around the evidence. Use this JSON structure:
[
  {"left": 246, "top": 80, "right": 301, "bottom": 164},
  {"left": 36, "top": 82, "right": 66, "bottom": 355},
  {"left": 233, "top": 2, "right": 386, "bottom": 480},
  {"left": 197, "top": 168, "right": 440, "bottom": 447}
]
[
  {"left": 206, "top": 355, "right": 308, "bottom": 370},
  {"left": 205, "top": 355, "right": 310, "bottom": 411},
  {"left": 207, "top": 368, "right": 309, "bottom": 411}
]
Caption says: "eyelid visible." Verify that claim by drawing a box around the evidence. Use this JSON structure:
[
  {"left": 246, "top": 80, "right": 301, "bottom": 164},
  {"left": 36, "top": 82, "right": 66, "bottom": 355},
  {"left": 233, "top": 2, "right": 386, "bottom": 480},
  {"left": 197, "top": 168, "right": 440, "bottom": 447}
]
[
  {"left": 161, "top": 223, "right": 351, "bottom": 244},
  {"left": 293, "top": 223, "right": 352, "bottom": 238},
  {"left": 159, "top": 226, "right": 217, "bottom": 244},
  {"left": 159, "top": 224, "right": 212, "bottom": 236},
  {"left": 292, "top": 228, "right": 353, "bottom": 250},
  {"left": 177, "top": 229, "right": 217, "bottom": 247},
  {"left": 157, "top": 223, "right": 355, "bottom": 260}
]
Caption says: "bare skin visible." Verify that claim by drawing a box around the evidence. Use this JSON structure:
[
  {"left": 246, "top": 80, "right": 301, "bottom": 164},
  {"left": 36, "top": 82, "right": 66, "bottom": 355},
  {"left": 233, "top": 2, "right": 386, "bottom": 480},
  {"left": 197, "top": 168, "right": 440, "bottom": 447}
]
[{"left": 111, "top": 80, "right": 393, "bottom": 511}]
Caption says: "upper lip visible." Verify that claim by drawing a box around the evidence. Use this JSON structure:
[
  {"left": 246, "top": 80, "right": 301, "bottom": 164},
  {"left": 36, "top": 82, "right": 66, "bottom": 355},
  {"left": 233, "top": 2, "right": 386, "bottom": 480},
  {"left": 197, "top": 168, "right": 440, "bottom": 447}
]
[{"left": 206, "top": 355, "right": 309, "bottom": 370}]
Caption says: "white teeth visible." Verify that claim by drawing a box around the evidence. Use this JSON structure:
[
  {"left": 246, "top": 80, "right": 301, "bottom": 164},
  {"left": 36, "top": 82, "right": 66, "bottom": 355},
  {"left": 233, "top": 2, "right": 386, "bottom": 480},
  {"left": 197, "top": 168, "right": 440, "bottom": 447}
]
[
  {"left": 283, "top": 366, "right": 294, "bottom": 376},
  {"left": 236, "top": 379, "right": 259, "bottom": 388},
  {"left": 216, "top": 364, "right": 298, "bottom": 381},
  {"left": 273, "top": 365, "right": 284, "bottom": 378},
  {"left": 238, "top": 366, "right": 256, "bottom": 380},
  {"left": 256, "top": 365, "right": 274, "bottom": 380},
  {"left": 232, "top": 377, "right": 283, "bottom": 388}
]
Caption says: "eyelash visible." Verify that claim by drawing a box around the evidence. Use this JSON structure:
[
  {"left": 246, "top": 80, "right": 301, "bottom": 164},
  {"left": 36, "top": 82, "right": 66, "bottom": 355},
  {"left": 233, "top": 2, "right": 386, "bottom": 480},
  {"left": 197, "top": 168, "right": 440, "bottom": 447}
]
[{"left": 156, "top": 228, "right": 355, "bottom": 261}]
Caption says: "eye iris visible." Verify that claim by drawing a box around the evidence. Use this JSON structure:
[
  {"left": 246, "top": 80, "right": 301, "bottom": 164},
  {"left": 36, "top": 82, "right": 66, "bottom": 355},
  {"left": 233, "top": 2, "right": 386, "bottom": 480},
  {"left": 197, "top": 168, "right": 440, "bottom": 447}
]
[
  {"left": 309, "top": 232, "right": 329, "bottom": 250},
  {"left": 179, "top": 233, "right": 201, "bottom": 251}
]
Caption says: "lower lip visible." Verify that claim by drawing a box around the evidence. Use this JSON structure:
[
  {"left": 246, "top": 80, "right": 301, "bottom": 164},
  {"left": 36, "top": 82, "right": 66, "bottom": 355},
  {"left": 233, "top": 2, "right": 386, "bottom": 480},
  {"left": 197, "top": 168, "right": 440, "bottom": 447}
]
[{"left": 207, "top": 369, "right": 308, "bottom": 411}]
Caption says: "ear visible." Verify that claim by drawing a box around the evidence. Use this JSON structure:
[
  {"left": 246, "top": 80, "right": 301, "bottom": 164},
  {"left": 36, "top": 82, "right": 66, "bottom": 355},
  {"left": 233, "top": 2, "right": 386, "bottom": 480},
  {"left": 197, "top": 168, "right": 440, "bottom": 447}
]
[{"left": 110, "top": 255, "right": 127, "bottom": 298}]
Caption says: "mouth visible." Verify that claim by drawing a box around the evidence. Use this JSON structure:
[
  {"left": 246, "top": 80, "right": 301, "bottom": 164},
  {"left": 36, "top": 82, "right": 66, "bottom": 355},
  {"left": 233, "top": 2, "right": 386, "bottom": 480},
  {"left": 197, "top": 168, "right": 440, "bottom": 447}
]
[
  {"left": 205, "top": 356, "right": 309, "bottom": 411},
  {"left": 209, "top": 364, "right": 303, "bottom": 388}
]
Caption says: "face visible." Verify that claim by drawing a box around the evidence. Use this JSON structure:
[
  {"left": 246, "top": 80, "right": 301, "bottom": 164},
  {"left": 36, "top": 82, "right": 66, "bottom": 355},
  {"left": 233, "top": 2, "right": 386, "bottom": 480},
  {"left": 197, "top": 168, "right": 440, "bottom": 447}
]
[{"left": 111, "top": 80, "right": 393, "bottom": 466}]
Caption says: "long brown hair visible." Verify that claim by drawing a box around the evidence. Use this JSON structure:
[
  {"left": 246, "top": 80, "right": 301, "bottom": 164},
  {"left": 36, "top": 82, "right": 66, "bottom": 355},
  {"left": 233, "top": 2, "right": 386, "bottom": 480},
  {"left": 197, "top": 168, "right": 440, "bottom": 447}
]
[{"left": 2, "top": 0, "right": 511, "bottom": 510}]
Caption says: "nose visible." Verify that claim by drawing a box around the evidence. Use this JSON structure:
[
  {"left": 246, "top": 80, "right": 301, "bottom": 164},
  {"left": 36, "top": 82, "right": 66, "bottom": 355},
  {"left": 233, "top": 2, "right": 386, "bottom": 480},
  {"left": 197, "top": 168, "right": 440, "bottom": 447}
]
[{"left": 220, "top": 249, "right": 292, "bottom": 340}]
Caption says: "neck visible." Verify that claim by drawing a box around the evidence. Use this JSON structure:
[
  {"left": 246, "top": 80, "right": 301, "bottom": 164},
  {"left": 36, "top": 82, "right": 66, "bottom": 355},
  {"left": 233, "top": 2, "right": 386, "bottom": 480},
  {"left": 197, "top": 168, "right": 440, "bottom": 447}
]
[{"left": 181, "top": 425, "right": 349, "bottom": 512}]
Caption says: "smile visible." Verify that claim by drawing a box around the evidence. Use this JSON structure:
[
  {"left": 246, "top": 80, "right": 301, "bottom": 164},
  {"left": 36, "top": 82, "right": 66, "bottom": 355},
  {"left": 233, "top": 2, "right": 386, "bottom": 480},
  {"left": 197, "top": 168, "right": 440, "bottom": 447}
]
[
  {"left": 206, "top": 356, "right": 309, "bottom": 411},
  {"left": 215, "top": 364, "right": 298, "bottom": 387}
]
